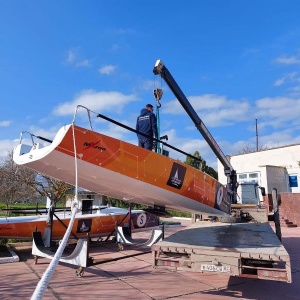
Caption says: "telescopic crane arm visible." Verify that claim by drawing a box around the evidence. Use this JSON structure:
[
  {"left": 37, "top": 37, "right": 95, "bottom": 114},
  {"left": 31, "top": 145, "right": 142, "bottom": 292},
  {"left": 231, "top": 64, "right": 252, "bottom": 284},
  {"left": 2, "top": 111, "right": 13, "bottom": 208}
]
[{"left": 153, "top": 59, "right": 237, "bottom": 202}]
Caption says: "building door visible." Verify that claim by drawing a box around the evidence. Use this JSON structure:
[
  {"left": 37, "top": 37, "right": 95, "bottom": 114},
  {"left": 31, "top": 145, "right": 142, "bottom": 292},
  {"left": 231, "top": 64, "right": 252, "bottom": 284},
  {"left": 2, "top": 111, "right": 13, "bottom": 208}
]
[
  {"left": 82, "top": 199, "right": 93, "bottom": 215},
  {"left": 289, "top": 174, "right": 299, "bottom": 193},
  {"left": 237, "top": 172, "right": 261, "bottom": 204}
]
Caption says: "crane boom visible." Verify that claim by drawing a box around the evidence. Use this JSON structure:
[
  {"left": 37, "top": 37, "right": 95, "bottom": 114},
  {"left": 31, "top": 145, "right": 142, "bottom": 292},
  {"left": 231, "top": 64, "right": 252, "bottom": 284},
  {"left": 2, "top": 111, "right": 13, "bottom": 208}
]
[{"left": 153, "top": 59, "right": 237, "bottom": 203}]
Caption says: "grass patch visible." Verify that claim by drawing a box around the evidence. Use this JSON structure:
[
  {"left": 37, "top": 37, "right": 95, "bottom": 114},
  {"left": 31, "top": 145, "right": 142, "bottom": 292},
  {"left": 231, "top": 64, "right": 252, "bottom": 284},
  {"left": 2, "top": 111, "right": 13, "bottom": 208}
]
[{"left": 160, "top": 220, "right": 182, "bottom": 226}]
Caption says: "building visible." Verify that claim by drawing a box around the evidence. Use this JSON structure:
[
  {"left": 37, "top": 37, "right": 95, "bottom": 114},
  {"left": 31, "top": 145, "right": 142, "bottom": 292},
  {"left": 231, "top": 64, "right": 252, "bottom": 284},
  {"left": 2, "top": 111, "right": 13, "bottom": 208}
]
[
  {"left": 217, "top": 143, "right": 300, "bottom": 206},
  {"left": 65, "top": 190, "right": 105, "bottom": 213}
]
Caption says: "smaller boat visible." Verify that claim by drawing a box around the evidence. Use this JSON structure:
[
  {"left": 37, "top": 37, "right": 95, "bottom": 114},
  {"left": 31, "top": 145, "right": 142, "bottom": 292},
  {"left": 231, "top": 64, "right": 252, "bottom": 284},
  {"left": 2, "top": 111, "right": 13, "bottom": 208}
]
[
  {"left": 0, "top": 206, "right": 127, "bottom": 240},
  {"left": 0, "top": 205, "right": 159, "bottom": 241}
]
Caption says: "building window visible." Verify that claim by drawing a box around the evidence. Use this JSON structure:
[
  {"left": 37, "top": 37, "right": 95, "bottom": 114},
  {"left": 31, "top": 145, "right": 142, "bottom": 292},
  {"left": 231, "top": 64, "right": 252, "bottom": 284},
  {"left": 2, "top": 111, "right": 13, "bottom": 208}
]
[
  {"left": 289, "top": 175, "right": 298, "bottom": 188},
  {"left": 249, "top": 173, "right": 258, "bottom": 179},
  {"left": 238, "top": 172, "right": 260, "bottom": 183}
]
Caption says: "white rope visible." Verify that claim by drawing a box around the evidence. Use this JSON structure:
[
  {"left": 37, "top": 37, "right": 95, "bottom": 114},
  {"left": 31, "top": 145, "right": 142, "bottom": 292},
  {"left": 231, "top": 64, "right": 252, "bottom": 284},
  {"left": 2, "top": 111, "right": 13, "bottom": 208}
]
[
  {"left": 71, "top": 120, "right": 80, "bottom": 205},
  {"left": 31, "top": 203, "right": 79, "bottom": 300},
  {"left": 31, "top": 122, "right": 80, "bottom": 300}
]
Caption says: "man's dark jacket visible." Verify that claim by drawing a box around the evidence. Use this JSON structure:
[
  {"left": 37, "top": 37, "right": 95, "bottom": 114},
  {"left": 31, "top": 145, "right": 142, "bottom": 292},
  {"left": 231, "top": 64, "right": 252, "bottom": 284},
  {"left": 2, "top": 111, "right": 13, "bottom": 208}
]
[{"left": 136, "top": 108, "right": 158, "bottom": 141}]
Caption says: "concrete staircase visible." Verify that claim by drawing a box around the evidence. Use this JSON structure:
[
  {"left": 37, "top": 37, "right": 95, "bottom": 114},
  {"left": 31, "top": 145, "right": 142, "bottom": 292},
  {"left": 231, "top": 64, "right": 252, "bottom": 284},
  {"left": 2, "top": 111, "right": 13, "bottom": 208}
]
[
  {"left": 279, "top": 193, "right": 300, "bottom": 228},
  {"left": 280, "top": 217, "right": 297, "bottom": 227},
  {"left": 279, "top": 207, "right": 297, "bottom": 227}
]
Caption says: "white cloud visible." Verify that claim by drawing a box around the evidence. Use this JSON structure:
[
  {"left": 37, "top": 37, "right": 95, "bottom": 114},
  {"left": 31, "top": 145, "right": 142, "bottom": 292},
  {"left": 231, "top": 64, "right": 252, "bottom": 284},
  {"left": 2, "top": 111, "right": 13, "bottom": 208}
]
[
  {"left": 53, "top": 90, "right": 138, "bottom": 116},
  {"left": 0, "top": 139, "right": 19, "bottom": 159},
  {"left": 274, "top": 78, "right": 285, "bottom": 87},
  {"left": 203, "top": 101, "right": 249, "bottom": 127},
  {"left": 66, "top": 49, "right": 76, "bottom": 64},
  {"left": 163, "top": 94, "right": 249, "bottom": 127},
  {"left": 289, "top": 85, "right": 300, "bottom": 96},
  {"left": 0, "top": 120, "right": 11, "bottom": 127},
  {"left": 157, "top": 128, "right": 211, "bottom": 162},
  {"left": 258, "top": 130, "right": 299, "bottom": 148},
  {"left": 159, "top": 93, "right": 300, "bottom": 166},
  {"left": 232, "top": 129, "right": 300, "bottom": 154},
  {"left": 109, "top": 44, "right": 120, "bottom": 52},
  {"left": 65, "top": 48, "right": 91, "bottom": 67},
  {"left": 275, "top": 55, "right": 300, "bottom": 65},
  {"left": 76, "top": 59, "right": 90, "bottom": 67},
  {"left": 93, "top": 118, "right": 135, "bottom": 142},
  {"left": 140, "top": 79, "right": 155, "bottom": 91},
  {"left": 255, "top": 97, "right": 300, "bottom": 124},
  {"left": 28, "top": 125, "right": 62, "bottom": 141},
  {"left": 98, "top": 65, "right": 117, "bottom": 75},
  {"left": 215, "top": 128, "right": 300, "bottom": 159},
  {"left": 273, "top": 72, "right": 299, "bottom": 86},
  {"left": 163, "top": 94, "right": 226, "bottom": 114}
]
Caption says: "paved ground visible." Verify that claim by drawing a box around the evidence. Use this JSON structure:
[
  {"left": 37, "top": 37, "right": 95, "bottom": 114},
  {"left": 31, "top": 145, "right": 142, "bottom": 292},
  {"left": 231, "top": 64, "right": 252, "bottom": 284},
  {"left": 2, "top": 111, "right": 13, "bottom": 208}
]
[{"left": 0, "top": 218, "right": 299, "bottom": 300}]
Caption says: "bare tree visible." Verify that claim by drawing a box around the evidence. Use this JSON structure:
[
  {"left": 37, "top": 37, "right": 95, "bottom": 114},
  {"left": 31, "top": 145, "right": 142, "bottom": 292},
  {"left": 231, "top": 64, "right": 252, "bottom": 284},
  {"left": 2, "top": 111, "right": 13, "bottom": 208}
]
[
  {"left": 236, "top": 142, "right": 268, "bottom": 154},
  {"left": 0, "top": 150, "right": 37, "bottom": 210},
  {"left": 24, "top": 174, "right": 74, "bottom": 206},
  {"left": 0, "top": 150, "right": 74, "bottom": 210}
]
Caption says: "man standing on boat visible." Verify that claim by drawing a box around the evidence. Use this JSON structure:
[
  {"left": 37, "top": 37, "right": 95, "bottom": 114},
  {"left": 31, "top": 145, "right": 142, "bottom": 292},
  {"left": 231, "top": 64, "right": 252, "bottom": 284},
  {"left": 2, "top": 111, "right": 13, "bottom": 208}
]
[{"left": 136, "top": 104, "right": 158, "bottom": 151}]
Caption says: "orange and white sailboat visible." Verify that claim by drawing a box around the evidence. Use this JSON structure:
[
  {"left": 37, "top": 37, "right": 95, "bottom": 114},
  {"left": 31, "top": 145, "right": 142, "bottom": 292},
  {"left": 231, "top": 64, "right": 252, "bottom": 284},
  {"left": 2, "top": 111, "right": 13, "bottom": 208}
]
[
  {"left": 0, "top": 206, "right": 129, "bottom": 240},
  {"left": 12, "top": 110, "right": 231, "bottom": 219},
  {"left": 0, "top": 204, "right": 160, "bottom": 241}
]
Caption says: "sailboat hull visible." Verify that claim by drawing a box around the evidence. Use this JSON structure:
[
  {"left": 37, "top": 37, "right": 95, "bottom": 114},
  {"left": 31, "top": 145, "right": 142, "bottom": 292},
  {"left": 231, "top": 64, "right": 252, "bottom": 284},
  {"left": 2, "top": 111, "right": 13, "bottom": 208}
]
[
  {"left": 0, "top": 210, "right": 128, "bottom": 240},
  {"left": 13, "top": 124, "right": 230, "bottom": 216}
]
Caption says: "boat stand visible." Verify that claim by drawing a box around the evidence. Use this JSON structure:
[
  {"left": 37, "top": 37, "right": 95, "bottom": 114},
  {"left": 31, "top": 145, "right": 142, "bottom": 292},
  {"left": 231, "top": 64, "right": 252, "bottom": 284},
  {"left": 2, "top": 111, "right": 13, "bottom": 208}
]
[
  {"left": 32, "top": 226, "right": 164, "bottom": 277},
  {"left": 116, "top": 225, "right": 164, "bottom": 250},
  {"left": 32, "top": 231, "right": 93, "bottom": 276}
]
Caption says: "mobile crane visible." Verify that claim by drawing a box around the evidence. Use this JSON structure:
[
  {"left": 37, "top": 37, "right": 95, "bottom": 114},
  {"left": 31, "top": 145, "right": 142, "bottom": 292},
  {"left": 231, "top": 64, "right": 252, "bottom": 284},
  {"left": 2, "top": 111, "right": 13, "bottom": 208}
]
[
  {"left": 153, "top": 59, "right": 238, "bottom": 205},
  {"left": 151, "top": 59, "right": 291, "bottom": 283}
]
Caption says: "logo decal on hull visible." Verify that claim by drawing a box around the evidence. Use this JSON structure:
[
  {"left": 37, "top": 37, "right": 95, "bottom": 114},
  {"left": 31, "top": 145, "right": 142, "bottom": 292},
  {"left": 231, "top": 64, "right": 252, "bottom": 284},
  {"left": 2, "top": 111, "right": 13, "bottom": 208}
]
[
  {"left": 214, "top": 183, "right": 231, "bottom": 214},
  {"left": 217, "top": 186, "right": 223, "bottom": 206},
  {"left": 83, "top": 140, "right": 106, "bottom": 151},
  {"left": 167, "top": 162, "right": 186, "bottom": 189},
  {"left": 77, "top": 219, "right": 92, "bottom": 233},
  {"left": 136, "top": 212, "right": 147, "bottom": 227}
]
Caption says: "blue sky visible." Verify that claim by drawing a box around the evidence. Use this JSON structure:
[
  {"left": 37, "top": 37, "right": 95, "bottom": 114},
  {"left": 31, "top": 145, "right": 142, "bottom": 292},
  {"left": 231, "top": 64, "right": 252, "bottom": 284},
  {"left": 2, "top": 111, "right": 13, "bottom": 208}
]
[{"left": 1, "top": 1, "right": 300, "bottom": 170}]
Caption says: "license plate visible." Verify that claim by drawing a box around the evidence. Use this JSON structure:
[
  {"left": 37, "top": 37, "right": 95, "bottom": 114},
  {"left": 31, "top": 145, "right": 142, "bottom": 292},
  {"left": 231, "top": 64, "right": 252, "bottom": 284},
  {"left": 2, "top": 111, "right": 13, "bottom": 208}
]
[{"left": 200, "top": 264, "right": 231, "bottom": 273}]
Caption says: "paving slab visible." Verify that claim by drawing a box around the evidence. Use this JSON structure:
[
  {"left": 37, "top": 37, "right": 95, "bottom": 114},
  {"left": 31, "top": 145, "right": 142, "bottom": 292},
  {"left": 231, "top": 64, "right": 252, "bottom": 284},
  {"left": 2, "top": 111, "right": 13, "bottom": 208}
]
[{"left": 0, "top": 219, "right": 299, "bottom": 299}]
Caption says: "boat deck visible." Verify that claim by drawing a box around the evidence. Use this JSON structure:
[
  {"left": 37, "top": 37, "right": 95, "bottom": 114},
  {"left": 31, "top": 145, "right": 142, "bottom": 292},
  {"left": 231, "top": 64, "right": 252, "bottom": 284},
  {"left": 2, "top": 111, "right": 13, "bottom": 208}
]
[{"left": 0, "top": 218, "right": 299, "bottom": 300}]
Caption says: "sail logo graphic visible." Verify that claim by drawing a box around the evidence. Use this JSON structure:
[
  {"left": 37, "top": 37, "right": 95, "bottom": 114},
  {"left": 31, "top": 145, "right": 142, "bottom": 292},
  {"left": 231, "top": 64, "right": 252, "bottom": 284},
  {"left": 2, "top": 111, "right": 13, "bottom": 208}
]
[
  {"left": 77, "top": 219, "right": 92, "bottom": 233},
  {"left": 167, "top": 162, "right": 186, "bottom": 189}
]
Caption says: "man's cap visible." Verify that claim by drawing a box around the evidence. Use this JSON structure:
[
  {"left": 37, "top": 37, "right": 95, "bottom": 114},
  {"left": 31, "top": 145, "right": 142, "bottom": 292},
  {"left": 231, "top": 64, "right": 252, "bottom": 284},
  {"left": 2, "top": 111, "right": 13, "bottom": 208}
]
[{"left": 146, "top": 104, "right": 153, "bottom": 108}]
